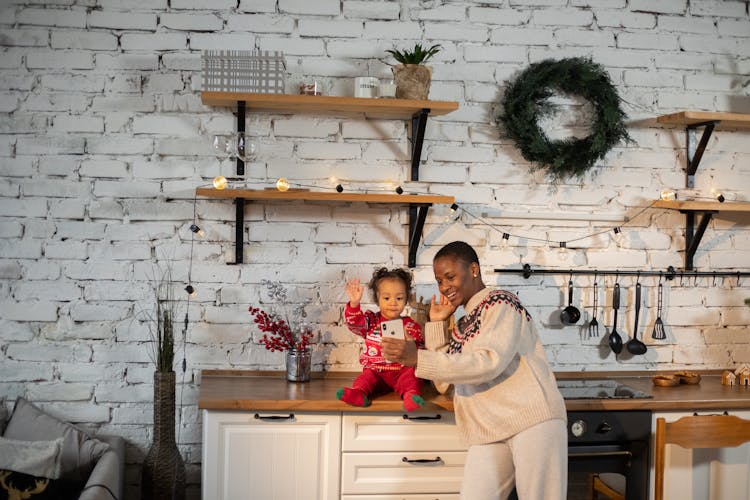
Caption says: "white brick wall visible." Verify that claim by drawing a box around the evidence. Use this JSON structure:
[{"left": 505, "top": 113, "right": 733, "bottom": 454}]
[{"left": 1, "top": 1, "right": 749, "bottom": 498}]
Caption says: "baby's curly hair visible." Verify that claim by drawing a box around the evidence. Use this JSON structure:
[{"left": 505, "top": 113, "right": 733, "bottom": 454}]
[{"left": 368, "top": 267, "right": 413, "bottom": 301}]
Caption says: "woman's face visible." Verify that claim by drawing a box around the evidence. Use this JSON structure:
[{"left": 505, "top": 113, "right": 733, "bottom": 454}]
[
  {"left": 433, "top": 255, "right": 479, "bottom": 307},
  {"left": 376, "top": 277, "right": 408, "bottom": 320}
]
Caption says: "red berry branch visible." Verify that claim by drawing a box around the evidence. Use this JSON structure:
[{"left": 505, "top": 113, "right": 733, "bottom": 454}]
[{"left": 249, "top": 306, "right": 313, "bottom": 352}]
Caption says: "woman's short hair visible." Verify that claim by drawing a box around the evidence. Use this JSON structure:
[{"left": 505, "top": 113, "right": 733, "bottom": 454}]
[
  {"left": 434, "top": 241, "right": 480, "bottom": 266},
  {"left": 368, "top": 267, "right": 413, "bottom": 301}
]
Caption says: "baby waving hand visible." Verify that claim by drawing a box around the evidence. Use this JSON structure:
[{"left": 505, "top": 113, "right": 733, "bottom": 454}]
[{"left": 337, "top": 268, "right": 425, "bottom": 411}]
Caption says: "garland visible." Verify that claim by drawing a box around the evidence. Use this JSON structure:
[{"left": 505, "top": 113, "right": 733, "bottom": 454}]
[{"left": 500, "top": 57, "right": 630, "bottom": 182}]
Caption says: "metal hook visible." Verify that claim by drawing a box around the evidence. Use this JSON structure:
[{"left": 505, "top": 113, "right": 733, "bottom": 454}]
[
  {"left": 712, "top": 271, "right": 717, "bottom": 287},
  {"left": 738, "top": 272, "right": 742, "bottom": 287},
  {"left": 658, "top": 272, "right": 663, "bottom": 285},
  {"left": 679, "top": 273, "right": 684, "bottom": 287}
]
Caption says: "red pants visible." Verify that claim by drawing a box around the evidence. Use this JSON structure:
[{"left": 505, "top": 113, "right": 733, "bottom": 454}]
[{"left": 351, "top": 367, "right": 422, "bottom": 398}]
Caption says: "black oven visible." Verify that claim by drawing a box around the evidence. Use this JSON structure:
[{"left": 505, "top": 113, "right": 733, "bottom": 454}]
[
  {"left": 509, "top": 380, "right": 652, "bottom": 500},
  {"left": 560, "top": 380, "right": 652, "bottom": 500}
]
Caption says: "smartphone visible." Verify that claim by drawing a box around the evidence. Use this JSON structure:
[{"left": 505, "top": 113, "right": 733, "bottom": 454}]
[{"left": 380, "top": 319, "right": 404, "bottom": 339}]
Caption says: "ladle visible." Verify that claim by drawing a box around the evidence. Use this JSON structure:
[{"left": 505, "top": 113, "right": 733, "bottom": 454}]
[
  {"left": 560, "top": 278, "right": 581, "bottom": 325},
  {"left": 626, "top": 282, "right": 647, "bottom": 355},
  {"left": 608, "top": 283, "right": 623, "bottom": 354}
]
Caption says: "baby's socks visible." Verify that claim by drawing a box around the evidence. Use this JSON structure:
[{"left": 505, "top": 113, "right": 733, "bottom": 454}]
[
  {"left": 336, "top": 387, "right": 370, "bottom": 407},
  {"left": 402, "top": 391, "right": 424, "bottom": 412}
]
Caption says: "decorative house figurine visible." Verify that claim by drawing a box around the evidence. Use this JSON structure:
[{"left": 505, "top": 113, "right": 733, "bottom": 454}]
[
  {"left": 721, "top": 370, "right": 737, "bottom": 386},
  {"left": 735, "top": 364, "right": 750, "bottom": 386}
]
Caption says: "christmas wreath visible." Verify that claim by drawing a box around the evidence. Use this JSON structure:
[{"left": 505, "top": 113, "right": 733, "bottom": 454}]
[{"left": 500, "top": 57, "right": 630, "bottom": 182}]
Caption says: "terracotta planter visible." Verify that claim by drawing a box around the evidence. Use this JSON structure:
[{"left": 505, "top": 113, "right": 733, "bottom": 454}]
[
  {"left": 391, "top": 64, "right": 432, "bottom": 100},
  {"left": 141, "top": 371, "right": 186, "bottom": 500}
]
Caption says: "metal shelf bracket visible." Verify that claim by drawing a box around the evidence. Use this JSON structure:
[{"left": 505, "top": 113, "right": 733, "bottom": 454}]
[
  {"left": 682, "top": 209, "right": 717, "bottom": 271},
  {"left": 685, "top": 120, "right": 718, "bottom": 188}
]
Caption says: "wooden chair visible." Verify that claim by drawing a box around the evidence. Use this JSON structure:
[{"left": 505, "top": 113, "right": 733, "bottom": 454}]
[
  {"left": 654, "top": 413, "right": 750, "bottom": 500},
  {"left": 589, "top": 472, "right": 624, "bottom": 500}
]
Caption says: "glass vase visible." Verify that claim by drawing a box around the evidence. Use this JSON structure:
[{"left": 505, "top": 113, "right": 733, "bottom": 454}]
[{"left": 286, "top": 347, "right": 311, "bottom": 382}]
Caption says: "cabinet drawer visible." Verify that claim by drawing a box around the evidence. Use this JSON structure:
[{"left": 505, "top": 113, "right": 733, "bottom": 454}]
[
  {"left": 343, "top": 413, "right": 465, "bottom": 452},
  {"left": 341, "top": 451, "right": 466, "bottom": 495}
]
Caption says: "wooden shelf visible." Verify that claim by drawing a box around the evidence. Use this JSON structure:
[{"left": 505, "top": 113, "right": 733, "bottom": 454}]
[
  {"left": 196, "top": 188, "right": 455, "bottom": 267},
  {"left": 195, "top": 188, "right": 453, "bottom": 205},
  {"left": 654, "top": 200, "right": 750, "bottom": 212},
  {"left": 656, "top": 111, "right": 750, "bottom": 129},
  {"left": 655, "top": 199, "right": 750, "bottom": 270},
  {"left": 200, "top": 92, "right": 459, "bottom": 118}
]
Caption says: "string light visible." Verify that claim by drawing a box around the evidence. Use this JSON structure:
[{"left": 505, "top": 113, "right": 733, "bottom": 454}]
[
  {"left": 613, "top": 227, "right": 624, "bottom": 245},
  {"left": 558, "top": 241, "right": 569, "bottom": 262},
  {"left": 501, "top": 233, "right": 510, "bottom": 249},
  {"left": 660, "top": 189, "right": 676, "bottom": 201},
  {"left": 336, "top": 184, "right": 344, "bottom": 193},
  {"left": 213, "top": 175, "right": 227, "bottom": 190},
  {"left": 184, "top": 285, "right": 196, "bottom": 298},
  {"left": 395, "top": 186, "right": 404, "bottom": 194},
  {"left": 276, "top": 178, "right": 290, "bottom": 192},
  {"left": 189, "top": 224, "right": 204, "bottom": 238}
]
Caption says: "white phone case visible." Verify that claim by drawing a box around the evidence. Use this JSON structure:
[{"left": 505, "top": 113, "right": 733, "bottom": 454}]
[{"left": 380, "top": 319, "right": 404, "bottom": 339}]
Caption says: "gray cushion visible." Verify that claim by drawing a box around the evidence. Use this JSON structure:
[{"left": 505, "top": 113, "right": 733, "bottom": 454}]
[
  {"left": 0, "top": 397, "right": 7, "bottom": 435},
  {"left": 0, "top": 436, "right": 63, "bottom": 479},
  {"left": 3, "top": 398, "right": 109, "bottom": 484}
]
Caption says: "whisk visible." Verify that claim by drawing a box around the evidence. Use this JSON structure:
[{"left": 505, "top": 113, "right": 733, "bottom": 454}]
[{"left": 652, "top": 281, "right": 667, "bottom": 340}]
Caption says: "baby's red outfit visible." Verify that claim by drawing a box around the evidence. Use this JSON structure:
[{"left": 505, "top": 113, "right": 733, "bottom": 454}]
[{"left": 340, "top": 304, "right": 425, "bottom": 410}]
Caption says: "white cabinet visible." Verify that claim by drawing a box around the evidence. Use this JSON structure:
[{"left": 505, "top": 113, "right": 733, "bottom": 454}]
[
  {"left": 202, "top": 410, "right": 341, "bottom": 500},
  {"left": 341, "top": 412, "right": 467, "bottom": 498},
  {"left": 651, "top": 410, "right": 750, "bottom": 500}
]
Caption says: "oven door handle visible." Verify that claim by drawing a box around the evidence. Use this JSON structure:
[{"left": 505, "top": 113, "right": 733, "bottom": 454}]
[{"left": 568, "top": 450, "right": 633, "bottom": 458}]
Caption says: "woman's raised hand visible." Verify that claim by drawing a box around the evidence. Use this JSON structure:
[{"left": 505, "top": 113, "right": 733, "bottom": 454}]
[
  {"left": 345, "top": 279, "right": 364, "bottom": 307},
  {"left": 429, "top": 293, "right": 456, "bottom": 322}
]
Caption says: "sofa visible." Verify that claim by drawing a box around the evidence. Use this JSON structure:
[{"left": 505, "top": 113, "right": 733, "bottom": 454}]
[{"left": 0, "top": 397, "right": 125, "bottom": 500}]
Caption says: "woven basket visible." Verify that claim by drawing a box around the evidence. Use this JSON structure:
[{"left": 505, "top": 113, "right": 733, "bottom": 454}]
[{"left": 141, "top": 371, "right": 186, "bottom": 500}]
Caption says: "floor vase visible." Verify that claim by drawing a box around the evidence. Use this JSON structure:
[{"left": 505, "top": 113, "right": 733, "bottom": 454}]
[{"left": 142, "top": 371, "right": 186, "bottom": 500}]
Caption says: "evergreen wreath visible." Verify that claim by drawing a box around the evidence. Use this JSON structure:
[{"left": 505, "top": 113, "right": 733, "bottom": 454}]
[{"left": 500, "top": 57, "right": 630, "bottom": 182}]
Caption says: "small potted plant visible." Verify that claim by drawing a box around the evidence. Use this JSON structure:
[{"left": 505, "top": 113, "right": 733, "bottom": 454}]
[{"left": 386, "top": 43, "right": 442, "bottom": 100}]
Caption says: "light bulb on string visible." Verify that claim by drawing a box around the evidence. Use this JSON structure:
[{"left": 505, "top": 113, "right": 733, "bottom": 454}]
[
  {"left": 558, "top": 242, "right": 569, "bottom": 262},
  {"left": 276, "top": 178, "right": 290, "bottom": 192},
  {"left": 613, "top": 227, "right": 624, "bottom": 246},
  {"left": 213, "top": 175, "right": 227, "bottom": 190},
  {"left": 445, "top": 203, "right": 460, "bottom": 223},
  {"left": 710, "top": 188, "right": 734, "bottom": 203},
  {"left": 189, "top": 224, "right": 204, "bottom": 238},
  {"left": 660, "top": 188, "right": 677, "bottom": 201},
  {"left": 395, "top": 186, "right": 404, "bottom": 195},
  {"left": 185, "top": 285, "right": 197, "bottom": 298},
  {"left": 501, "top": 233, "right": 510, "bottom": 249},
  {"left": 336, "top": 184, "right": 344, "bottom": 193}
]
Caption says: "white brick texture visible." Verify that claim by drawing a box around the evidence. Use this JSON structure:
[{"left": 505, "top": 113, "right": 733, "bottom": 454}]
[{"left": 1, "top": 1, "right": 749, "bottom": 498}]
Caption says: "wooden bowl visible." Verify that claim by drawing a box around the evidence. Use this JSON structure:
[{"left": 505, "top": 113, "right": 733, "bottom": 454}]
[
  {"left": 652, "top": 374, "right": 680, "bottom": 387},
  {"left": 675, "top": 371, "right": 701, "bottom": 385}
]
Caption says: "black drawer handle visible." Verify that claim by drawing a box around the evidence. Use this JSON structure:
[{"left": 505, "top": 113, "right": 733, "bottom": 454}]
[
  {"left": 402, "top": 456, "right": 443, "bottom": 464},
  {"left": 402, "top": 414, "right": 442, "bottom": 420},
  {"left": 254, "top": 413, "right": 295, "bottom": 421}
]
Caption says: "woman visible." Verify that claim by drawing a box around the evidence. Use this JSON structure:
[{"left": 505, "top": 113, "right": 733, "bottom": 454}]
[{"left": 381, "top": 241, "right": 567, "bottom": 500}]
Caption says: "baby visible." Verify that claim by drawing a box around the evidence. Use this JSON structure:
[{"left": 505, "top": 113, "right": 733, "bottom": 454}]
[{"left": 337, "top": 267, "right": 425, "bottom": 411}]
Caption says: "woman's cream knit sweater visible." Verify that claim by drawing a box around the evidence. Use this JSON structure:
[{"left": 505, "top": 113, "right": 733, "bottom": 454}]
[{"left": 415, "top": 287, "right": 566, "bottom": 446}]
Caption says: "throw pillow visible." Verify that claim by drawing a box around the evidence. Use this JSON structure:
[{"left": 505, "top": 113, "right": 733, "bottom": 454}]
[
  {"left": 0, "top": 469, "right": 63, "bottom": 500},
  {"left": 0, "top": 437, "right": 63, "bottom": 479},
  {"left": 3, "top": 398, "right": 109, "bottom": 484}
]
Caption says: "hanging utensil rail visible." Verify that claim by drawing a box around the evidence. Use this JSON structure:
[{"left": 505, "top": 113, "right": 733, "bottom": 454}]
[{"left": 494, "top": 264, "right": 750, "bottom": 281}]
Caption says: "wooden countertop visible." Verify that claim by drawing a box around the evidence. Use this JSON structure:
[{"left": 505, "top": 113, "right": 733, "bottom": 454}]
[{"left": 198, "top": 370, "right": 750, "bottom": 413}]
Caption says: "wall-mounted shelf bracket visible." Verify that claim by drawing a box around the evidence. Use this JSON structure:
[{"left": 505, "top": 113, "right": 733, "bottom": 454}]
[
  {"left": 682, "top": 208, "right": 717, "bottom": 271},
  {"left": 685, "top": 120, "right": 717, "bottom": 188},
  {"left": 407, "top": 204, "right": 431, "bottom": 268},
  {"left": 232, "top": 100, "right": 247, "bottom": 264},
  {"left": 410, "top": 109, "right": 430, "bottom": 181}
]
